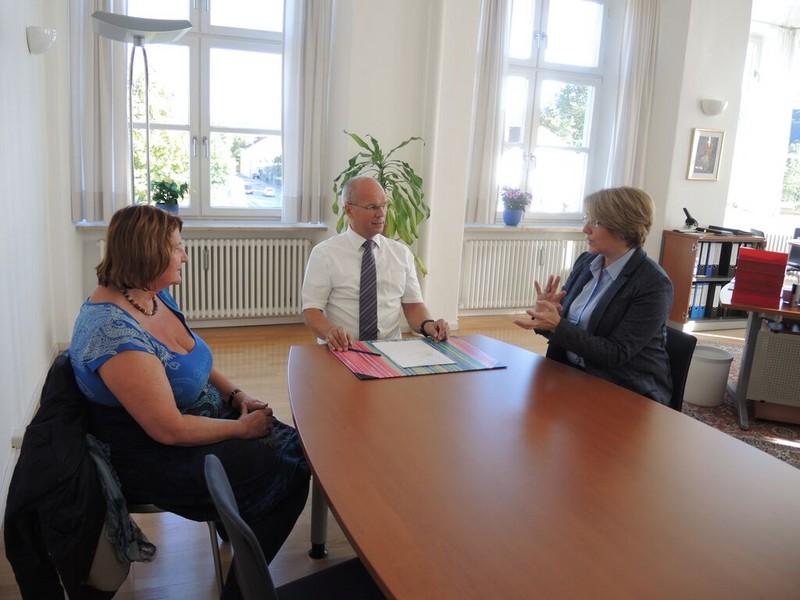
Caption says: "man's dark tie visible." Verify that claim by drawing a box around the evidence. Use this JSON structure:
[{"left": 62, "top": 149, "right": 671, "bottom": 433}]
[{"left": 359, "top": 239, "right": 378, "bottom": 340}]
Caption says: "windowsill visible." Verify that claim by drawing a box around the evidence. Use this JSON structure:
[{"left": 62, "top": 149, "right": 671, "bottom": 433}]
[
  {"left": 76, "top": 219, "right": 328, "bottom": 233},
  {"left": 465, "top": 222, "right": 584, "bottom": 233}
]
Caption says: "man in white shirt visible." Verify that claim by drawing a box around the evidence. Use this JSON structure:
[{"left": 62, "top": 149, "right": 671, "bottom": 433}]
[{"left": 302, "top": 176, "right": 449, "bottom": 350}]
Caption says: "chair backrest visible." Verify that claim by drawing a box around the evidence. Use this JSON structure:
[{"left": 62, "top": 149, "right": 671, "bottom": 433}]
[
  {"left": 665, "top": 327, "right": 698, "bottom": 412},
  {"left": 788, "top": 227, "right": 800, "bottom": 269},
  {"left": 204, "top": 454, "right": 279, "bottom": 600}
]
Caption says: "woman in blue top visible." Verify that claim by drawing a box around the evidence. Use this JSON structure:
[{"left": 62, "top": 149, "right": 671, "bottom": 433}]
[{"left": 70, "top": 204, "right": 309, "bottom": 599}]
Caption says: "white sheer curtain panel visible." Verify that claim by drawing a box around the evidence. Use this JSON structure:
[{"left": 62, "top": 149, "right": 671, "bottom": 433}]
[
  {"left": 728, "top": 24, "right": 799, "bottom": 216},
  {"left": 604, "top": 0, "right": 659, "bottom": 188},
  {"left": 465, "top": 0, "right": 511, "bottom": 224},
  {"left": 70, "top": 0, "right": 130, "bottom": 223},
  {"left": 282, "top": 0, "right": 332, "bottom": 224}
]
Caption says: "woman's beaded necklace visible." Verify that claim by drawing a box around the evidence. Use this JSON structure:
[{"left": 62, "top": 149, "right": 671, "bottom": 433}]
[{"left": 120, "top": 288, "right": 159, "bottom": 316}]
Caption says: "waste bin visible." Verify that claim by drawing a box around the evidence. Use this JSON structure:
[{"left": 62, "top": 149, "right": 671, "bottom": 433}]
[{"left": 684, "top": 345, "right": 734, "bottom": 407}]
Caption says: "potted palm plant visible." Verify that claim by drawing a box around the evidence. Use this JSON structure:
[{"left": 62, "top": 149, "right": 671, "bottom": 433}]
[
  {"left": 332, "top": 131, "right": 430, "bottom": 273},
  {"left": 500, "top": 186, "right": 532, "bottom": 226},
  {"left": 151, "top": 178, "right": 189, "bottom": 214}
]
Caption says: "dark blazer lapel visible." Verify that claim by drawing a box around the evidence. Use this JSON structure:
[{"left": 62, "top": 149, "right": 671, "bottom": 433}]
[
  {"left": 561, "top": 254, "right": 595, "bottom": 316},
  {"left": 586, "top": 248, "right": 646, "bottom": 333}
]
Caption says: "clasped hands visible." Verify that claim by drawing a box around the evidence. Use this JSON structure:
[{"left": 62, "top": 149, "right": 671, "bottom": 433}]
[
  {"left": 234, "top": 391, "right": 274, "bottom": 437},
  {"left": 513, "top": 275, "right": 566, "bottom": 333}
]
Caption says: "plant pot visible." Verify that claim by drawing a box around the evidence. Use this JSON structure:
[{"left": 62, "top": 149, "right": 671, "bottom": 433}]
[
  {"left": 503, "top": 208, "right": 524, "bottom": 226},
  {"left": 155, "top": 202, "right": 179, "bottom": 215}
]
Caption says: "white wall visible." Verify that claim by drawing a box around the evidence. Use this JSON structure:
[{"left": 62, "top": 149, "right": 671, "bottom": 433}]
[
  {"left": 644, "top": 0, "right": 753, "bottom": 258},
  {"left": 0, "top": 0, "right": 756, "bottom": 515},
  {"left": 0, "top": 0, "right": 80, "bottom": 515}
]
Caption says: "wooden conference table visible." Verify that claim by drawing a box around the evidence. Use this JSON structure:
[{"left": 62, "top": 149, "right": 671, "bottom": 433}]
[{"left": 288, "top": 335, "right": 800, "bottom": 599}]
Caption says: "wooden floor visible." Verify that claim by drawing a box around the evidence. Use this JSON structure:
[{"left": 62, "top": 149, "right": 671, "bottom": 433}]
[{"left": 0, "top": 316, "right": 743, "bottom": 599}]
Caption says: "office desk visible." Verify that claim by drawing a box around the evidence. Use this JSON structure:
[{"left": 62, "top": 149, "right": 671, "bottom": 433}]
[
  {"left": 288, "top": 335, "right": 800, "bottom": 599},
  {"left": 720, "top": 284, "right": 800, "bottom": 429}
]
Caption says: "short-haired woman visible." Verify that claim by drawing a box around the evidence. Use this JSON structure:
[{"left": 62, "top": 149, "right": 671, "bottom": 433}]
[
  {"left": 70, "top": 204, "right": 309, "bottom": 598},
  {"left": 514, "top": 187, "right": 674, "bottom": 404}
]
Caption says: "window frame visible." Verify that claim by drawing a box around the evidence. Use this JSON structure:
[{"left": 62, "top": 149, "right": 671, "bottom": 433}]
[
  {"left": 497, "top": 0, "right": 618, "bottom": 225},
  {"left": 127, "top": 1, "right": 285, "bottom": 220}
]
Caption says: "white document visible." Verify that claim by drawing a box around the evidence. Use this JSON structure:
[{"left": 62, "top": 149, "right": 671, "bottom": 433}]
[{"left": 372, "top": 339, "right": 456, "bottom": 368}]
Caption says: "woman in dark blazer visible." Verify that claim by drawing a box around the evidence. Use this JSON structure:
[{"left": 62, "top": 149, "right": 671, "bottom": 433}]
[{"left": 515, "top": 187, "right": 674, "bottom": 404}]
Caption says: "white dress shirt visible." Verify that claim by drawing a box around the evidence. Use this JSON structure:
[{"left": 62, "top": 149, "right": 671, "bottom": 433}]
[{"left": 302, "top": 227, "right": 424, "bottom": 341}]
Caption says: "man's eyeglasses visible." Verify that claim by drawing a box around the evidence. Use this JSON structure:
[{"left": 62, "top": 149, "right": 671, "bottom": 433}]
[
  {"left": 349, "top": 203, "right": 388, "bottom": 214},
  {"left": 582, "top": 215, "right": 602, "bottom": 229}
]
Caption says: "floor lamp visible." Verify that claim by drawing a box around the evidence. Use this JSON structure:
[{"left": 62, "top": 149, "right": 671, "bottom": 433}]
[{"left": 91, "top": 11, "right": 191, "bottom": 204}]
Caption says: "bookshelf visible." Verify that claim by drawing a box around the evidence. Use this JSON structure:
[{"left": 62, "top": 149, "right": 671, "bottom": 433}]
[{"left": 659, "top": 230, "right": 766, "bottom": 331}]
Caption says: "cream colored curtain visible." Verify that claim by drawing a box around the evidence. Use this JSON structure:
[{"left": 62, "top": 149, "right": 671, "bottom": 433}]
[
  {"left": 282, "top": 0, "right": 332, "bottom": 224},
  {"left": 70, "top": 0, "right": 130, "bottom": 223},
  {"left": 465, "top": 0, "right": 511, "bottom": 224},
  {"left": 604, "top": 0, "right": 660, "bottom": 188}
]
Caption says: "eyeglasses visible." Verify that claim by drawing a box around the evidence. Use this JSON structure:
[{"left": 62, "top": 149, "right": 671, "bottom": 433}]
[
  {"left": 582, "top": 215, "right": 602, "bottom": 229},
  {"left": 348, "top": 203, "right": 388, "bottom": 213}
]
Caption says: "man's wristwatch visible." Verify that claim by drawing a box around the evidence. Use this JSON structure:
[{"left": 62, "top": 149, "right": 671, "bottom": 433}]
[{"left": 419, "top": 319, "right": 435, "bottom": 338}]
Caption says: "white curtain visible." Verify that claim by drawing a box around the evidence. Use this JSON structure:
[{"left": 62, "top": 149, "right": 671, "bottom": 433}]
[
  {"left": 728, "top": 24, "right": 799, "bottom": 219},
  {"left": 282, "top": 0, "right": 332, "bottom": 224},
  {"left": 465, "top": 0, "right": 511, "bottom": 224},
  {"left": 70, "top": 0, "right": 130, "bottom": 223},
  {"left": 604, "top": 0, "right": 660, "bottom": 188}
]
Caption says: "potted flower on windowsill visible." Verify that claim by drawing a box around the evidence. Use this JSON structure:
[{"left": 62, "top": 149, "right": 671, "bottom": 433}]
[
  {"left": 152, "top": 178, "right": 189, "bottom": 214},
  {"left": 501, "top": 187, "right": 532, "bottom": 226}
]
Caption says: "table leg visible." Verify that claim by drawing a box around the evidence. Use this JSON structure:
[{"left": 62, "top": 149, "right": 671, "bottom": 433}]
[
  {"left": 308, "top": 477, "right": 329, "bottom": 558},
  {"left": 734, "top": 312, "right": 760, "bottom": 430}
]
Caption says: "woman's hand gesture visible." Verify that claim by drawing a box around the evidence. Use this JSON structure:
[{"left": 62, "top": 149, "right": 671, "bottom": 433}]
[{"left": 534, "top": 275, "right": 566, "bottom": 311}]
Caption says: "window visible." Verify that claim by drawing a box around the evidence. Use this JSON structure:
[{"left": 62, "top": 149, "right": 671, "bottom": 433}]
[
  {"left": 497, "top": 0, "right": 611, "bottom": 221},
  {"left": 728, "top": 23, "right": 800, "bottom": 232},
  {"left": 127, "top": 0, "right": 284, "bottom": 218}
]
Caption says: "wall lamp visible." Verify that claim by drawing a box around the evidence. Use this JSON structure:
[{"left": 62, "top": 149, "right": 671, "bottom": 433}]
[
  {"left": 26, "top": 26, "right": 57, "bottom": 54},
  {"left": 700, "top": 99, "right": 728, "bottom": 116}
]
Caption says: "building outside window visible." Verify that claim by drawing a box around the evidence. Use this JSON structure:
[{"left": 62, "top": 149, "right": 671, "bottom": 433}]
[{"left": 127, "top": 0, "right": 284, "bottom": 219}]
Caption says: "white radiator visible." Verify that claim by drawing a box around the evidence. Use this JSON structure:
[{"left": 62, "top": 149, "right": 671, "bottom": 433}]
[
  {"left": 169, "top": 238, "right": 311, "bottom": 321},
  {"left": 459, "top": 239, "right": 584, "bottom": 310},
  {"left": 764, "top": 232, "right": 791, "bottom": 253}
]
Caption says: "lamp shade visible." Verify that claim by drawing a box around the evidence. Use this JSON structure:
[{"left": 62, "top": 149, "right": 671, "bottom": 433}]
[
  {"left": 91, "top": 11, "right": 191, "bottom": 44},
  {"left": 700, "top": 99, "right": 728, "bottom": 116},
  {"left": 26, "top": 26, "right": 57, "bottom": 54}
]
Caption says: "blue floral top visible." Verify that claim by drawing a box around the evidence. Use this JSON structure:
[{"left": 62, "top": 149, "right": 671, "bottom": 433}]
[{"left": 70, "top": 290, "right": 219, "bottom": 412}]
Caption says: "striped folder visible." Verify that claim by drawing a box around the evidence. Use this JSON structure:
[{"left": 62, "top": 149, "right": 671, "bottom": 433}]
[{"left": 333, "top": 337, "right": 505, "bottom": 380}]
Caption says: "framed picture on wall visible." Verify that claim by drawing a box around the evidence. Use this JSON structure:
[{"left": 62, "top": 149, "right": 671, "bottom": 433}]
[{"left": 687, "top": 128, "right": 724, "bottom": 180}]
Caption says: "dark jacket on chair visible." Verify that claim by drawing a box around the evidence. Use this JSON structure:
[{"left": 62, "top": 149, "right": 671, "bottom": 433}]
[
  {"left": 3, "top": 352, "right": 114, "bottom": 600},
  {"left": 545, "top": 248, "right": 674, "bottom": 405}
]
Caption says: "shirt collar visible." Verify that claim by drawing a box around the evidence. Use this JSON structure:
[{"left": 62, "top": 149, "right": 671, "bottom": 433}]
[
  {"left": 590, "top": 247, "right": 635, "bottom": 281},
  {"left": 346, "top": 226, "right": 382, "bottom": 250}
]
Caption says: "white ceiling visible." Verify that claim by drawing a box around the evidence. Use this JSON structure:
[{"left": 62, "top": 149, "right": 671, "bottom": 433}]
[{"left": 751, "top": 0, "right": 800, "bottom": 27}]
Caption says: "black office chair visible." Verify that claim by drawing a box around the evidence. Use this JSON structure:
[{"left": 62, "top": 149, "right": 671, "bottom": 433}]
[
  {"left": 203, "top": 454, "right": 385, "bottom": 600},
  {"left": 665, "top": 327, "right": 698, "bottom": 412},
  {"left": 787, "top": 227, "right": 800, "bottom": 273}
]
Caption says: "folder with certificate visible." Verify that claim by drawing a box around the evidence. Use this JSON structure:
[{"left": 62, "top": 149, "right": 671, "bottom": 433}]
[
  {"left": 372, "top": 339, "right": 456, "bottom": 368},
  {"left": 333, "top": 337, "right": 505, "bottom": 380}
]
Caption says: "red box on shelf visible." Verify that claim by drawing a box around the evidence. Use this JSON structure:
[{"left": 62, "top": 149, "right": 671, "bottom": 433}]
[{"left": 731, "top": 247, "right": 788, "bottom": 306}]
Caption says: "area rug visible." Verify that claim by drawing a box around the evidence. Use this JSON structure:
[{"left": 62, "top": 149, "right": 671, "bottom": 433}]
[{"left": 681, "top": 343, "right": 800, "bottom": 469}]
